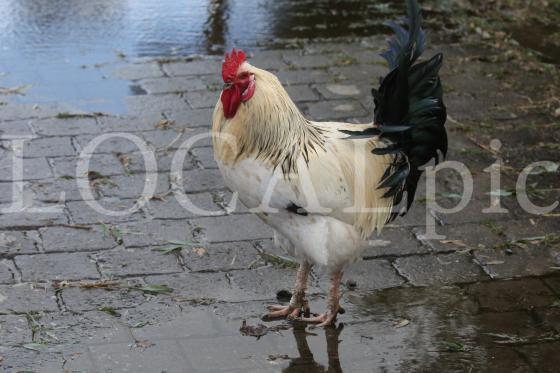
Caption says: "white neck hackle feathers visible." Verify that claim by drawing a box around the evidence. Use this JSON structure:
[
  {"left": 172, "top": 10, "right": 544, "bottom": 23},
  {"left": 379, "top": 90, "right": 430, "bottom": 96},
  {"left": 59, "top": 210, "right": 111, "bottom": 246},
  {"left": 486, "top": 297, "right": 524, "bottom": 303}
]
[{"left": 212, "top": 63, "right": 325, "bottom": 174}]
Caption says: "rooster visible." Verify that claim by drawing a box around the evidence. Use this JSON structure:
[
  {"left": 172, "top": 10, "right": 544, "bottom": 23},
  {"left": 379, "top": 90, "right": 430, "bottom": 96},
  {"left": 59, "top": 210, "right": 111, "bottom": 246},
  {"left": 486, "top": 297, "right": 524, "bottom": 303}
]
[{"left": 212, "top": 0, "right": 446, "bottom": 326}]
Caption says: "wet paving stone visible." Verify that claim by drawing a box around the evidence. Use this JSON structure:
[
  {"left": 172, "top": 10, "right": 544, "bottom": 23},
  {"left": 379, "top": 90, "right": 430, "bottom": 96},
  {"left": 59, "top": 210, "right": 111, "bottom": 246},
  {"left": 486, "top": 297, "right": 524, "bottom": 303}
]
[
  {"left": 112, "top": 62, "right": 164, "bottom": 80},
  {"left": 394, "top": 252, "right": 489, "bottom": 286},
  {"left": 362, "top": 226, "right": 427, "bottom": 257},
  {"left": 466, "top": 278, "right": 559, "bottom": 312}
]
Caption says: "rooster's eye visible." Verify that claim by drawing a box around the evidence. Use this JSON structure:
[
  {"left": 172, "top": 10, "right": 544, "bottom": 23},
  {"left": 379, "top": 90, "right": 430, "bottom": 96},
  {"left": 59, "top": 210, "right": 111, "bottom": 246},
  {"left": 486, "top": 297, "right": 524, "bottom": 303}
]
[{"left": 237, "top": 72, "right": 250, "bottom": 80}]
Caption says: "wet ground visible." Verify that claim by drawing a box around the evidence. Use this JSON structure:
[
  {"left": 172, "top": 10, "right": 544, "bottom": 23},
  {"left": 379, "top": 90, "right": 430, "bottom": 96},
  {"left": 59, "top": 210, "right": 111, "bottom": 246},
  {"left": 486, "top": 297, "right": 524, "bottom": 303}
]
[
  {"left": 1, "top": 0, "right": 558, "bottom": 113},
  {"left": 0, "top": 0, "right": 406, "bottom": 113},
  {"left": 0, "top": 0, "right": 559, "bottom": 372},
  {"left": 7, "top": 280, "right": 558, "bottom": 372}
]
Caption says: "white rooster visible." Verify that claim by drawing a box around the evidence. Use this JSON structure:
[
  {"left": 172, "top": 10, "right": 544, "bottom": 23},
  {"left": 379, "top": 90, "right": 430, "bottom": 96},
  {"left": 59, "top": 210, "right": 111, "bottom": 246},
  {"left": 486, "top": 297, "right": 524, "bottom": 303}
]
[{"left": 212, "top": 0, "right": 447, "bottom": 326}]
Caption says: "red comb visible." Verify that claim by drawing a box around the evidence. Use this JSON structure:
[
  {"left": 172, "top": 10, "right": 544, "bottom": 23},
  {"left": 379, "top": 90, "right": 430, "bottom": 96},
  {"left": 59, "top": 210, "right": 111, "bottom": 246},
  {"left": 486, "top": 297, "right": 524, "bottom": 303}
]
[{"left": 222, "top": 48, "right": 246, "bottom": 83}]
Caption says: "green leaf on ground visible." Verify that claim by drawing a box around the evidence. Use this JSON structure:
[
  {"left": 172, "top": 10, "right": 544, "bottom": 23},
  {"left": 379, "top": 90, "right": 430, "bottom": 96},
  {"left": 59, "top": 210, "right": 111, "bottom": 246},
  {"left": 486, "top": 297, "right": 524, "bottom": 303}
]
[
  {"left": 22, "top": 342, "right": 47, "bottom": 352},
  {"left": 98, "top": 306, "right": 121, "bottom": 317},
  {"left": 436, "top": 341, "right": 469, "bottom": 352},
  {"left": 487, "top": 189, "right": 514, "bottom": 197},
  {"left": 153, "top": 245, "right": 184, "bottom": 255}
]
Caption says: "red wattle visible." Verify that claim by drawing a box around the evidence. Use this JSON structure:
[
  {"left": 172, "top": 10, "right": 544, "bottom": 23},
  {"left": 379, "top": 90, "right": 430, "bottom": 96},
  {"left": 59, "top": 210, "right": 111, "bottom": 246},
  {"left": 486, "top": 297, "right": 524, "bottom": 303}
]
[{"left": 221, "top": 85, "right": 242, "bottom": 119}]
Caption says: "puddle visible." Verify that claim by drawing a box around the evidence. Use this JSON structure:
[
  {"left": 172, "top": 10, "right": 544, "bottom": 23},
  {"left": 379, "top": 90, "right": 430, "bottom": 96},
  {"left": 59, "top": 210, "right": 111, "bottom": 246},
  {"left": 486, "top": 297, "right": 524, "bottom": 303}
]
[
  {"left": 52, "top": 277, "right": 560, "bottom": 372},
  {"left": 0, "top": 0, "right": 408, "bottom": 114}
]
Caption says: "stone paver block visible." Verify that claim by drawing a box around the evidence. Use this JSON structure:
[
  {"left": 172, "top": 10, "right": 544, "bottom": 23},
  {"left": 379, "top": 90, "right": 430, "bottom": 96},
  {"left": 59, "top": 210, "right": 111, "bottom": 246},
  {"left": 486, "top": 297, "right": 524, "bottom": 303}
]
[
  {"left": 363, "top": 227, "right": 428, "bottom": 258},
  {"left": 32, "top": 117, "right": 102, "bottom": 136},
  {"left": 335, "top": 259, "right": 405, "bottom": 292},
  {"left": 0, "top": 156, "right": 52, "bottom": 181},
  {"left": 118, "top": 219, "right": 192, "bottom": 247},
  {"left": 124, "top": 150, "right": 196, "bottom": 174},
  {"left": 147, "top": 192, "right": 225, "bottom": 219},
  {"left": 51, "top": 153, "right": 124, "bottom": 178},
  {"left": 285, "top": 85, "right": 319, "bottom": 102},
  {"left": 314, "top": 83, "right": 366, "bottom": 99},
  {"left": 61, "top": 285, "right": 147, "bottom": 312},
  {"left": 474, "top": 244, "right": 560, "bottom": 279},
  {"left": 97, "top": 115, "right": 165, "bottom": 132},
  {"left": 184, "top": 241, "right": 260, "bottom": 272},
  {"left": 139, "top": 128, "right": 197, "bottom": 150},
  {"left": 248, "top": 50, "right": 287, "bottom": 70},
  {"left": 66, "top": 198, "right": 146, "bottom": 224},
  {"left": 306, "top": 99, "right": 368, "bottom": 120},
  {"left": 413, "top": 223, "right": 505, "bottom": 253},
  {"left": 0, "top": 182, "right": 13, "bottom": 203},
  {"left": 0, "top": 260, "right": 15, "bottom": 284},
  {"left": 124, "top": 94, "right": 187, "bottom": 116},
  {"left": 185, "top": 90, "right": 220, "bottom": 109},
  {"left": 0, "top": 205, "right": 68, "bottom": 229},
  {"left": 144, "top": 272, "right": 238, "bottom": 302},
  {"left": 2, "top": 136, "right": 75, "bottom": 158},
  {"left": 0, "top": 119, "right": 33, "bottom": 136},
  {"left": 0, "top": 283, "right": 58, "bottom": 313},
  {"left": 274, "top": 69, "right": 332, "bottom": 85},
  {"left": 394, "top": 252, "right": 488, "bottom": 286},
  {"left": 162, "top": 59, "right": 221, "bottom": 77},
  {"left": 98, "top": 173, "right": 170, "bottom": 199},
  {"left": 329, "top": 63, "right": 387, "bottom": 84},
  {"left": 96, "top": 246, "right": 183, "bottom": 277},
  {"left": 466, "top": 278, "right": 558, "bottom": 312},
  {"left": 191, "top": 146, "right": 218, "bottom": 169},
  {"left": 39, "top": 226, "right": 117, "bottom": 252},
  {"left": 29, "top": 177, "right": 97, "bottom": 202},
  {"left": 284, "top": 53, "right": 334, "bottom": 68},
  {"left": 0, "top": 314, "right": 30, "bottom": 344},
  {"left": 75, "top": 133, "right": 147, "bottom": 155},
  {"left": 181, "top": 169, "right": 226, "bottom": 193},
  {"left": 112, "top": 62, "right": 164, "bottom": 80},
  {"left": 140, "top": 75, "right": 220, "bottom": 94},
  {"left": 16, "top": 252, "right": 100, "bottom": 281},
  {"left": 0, "top": 230, "right": 41, "bottom": 255},
  {"left": 0, "top": 346, "right": 68, "bottom": 372},
  {"left": 194, "top": 214, "right": 273, "bottom": 243},
  {"left": 162, "top": 108, "right": 213, "bottom": 128},
  {"left": 37, "top": 310, "right": 133, "bottom": 345}
]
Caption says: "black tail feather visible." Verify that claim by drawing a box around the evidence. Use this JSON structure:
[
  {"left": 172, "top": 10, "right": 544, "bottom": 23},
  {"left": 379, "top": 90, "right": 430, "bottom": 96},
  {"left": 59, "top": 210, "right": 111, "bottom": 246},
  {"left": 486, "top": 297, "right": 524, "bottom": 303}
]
[{"left": 344, "top": 0, "right": 447, "bottom": 222}]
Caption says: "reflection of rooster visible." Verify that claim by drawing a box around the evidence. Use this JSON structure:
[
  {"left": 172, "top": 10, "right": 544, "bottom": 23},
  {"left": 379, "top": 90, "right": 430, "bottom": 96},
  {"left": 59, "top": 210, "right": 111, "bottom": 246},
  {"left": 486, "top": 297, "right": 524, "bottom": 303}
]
[{"left": 212, "top": 0, "right": 447, "bottom": 326}]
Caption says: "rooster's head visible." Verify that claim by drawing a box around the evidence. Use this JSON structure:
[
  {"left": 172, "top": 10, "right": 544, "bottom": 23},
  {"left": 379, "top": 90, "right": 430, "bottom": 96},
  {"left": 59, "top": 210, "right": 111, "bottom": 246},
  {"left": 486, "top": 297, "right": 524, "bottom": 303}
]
[{"left": 220, "top": 49, "right": 256, "bottom": 119}]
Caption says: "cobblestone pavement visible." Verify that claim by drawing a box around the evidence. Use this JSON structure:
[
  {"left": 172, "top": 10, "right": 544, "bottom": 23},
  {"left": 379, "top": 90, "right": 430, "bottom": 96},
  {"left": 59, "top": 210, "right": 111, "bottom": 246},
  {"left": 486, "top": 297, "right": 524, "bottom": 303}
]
[{"left": 0, "top": 35, "right": 559, "bottom": 372}]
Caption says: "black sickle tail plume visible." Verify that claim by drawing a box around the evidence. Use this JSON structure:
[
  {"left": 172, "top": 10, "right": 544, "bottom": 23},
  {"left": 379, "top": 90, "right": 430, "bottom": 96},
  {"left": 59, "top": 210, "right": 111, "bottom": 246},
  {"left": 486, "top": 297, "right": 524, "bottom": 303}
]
[{"left": 343, "top": 0, "right": 447, "bottom": 221}]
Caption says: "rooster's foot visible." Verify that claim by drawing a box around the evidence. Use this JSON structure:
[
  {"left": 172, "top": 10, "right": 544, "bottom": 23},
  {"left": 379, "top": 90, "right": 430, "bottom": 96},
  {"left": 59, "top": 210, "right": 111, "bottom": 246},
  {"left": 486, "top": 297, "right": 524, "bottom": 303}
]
[
  {"left": 262, "top": 304, "right": 308, "bottom": 321},
  {"left": 300, "top": 309, "right": 340, "bottom": 327}
]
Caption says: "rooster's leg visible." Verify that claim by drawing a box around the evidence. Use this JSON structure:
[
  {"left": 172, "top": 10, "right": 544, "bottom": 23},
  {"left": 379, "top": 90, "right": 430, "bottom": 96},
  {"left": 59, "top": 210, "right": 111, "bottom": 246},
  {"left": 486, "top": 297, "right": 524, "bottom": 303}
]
[
  {"left": 301, "top": 268, "right": 343, "bottom": 327},
  {"left": 263, "top": 261, "right": 312, "bottom": 321}
]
